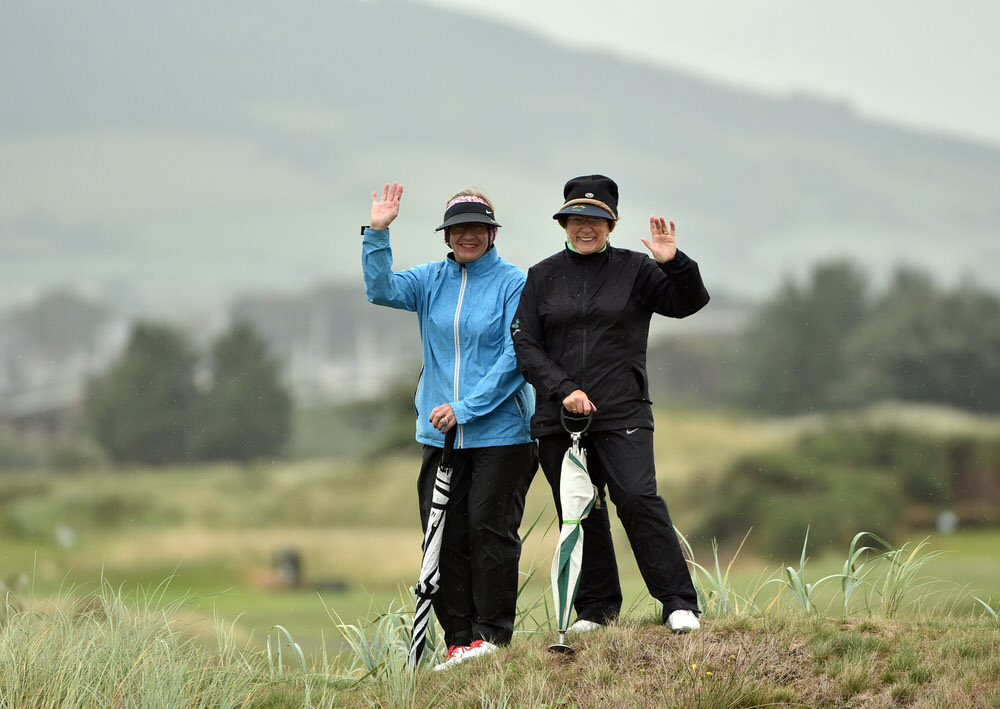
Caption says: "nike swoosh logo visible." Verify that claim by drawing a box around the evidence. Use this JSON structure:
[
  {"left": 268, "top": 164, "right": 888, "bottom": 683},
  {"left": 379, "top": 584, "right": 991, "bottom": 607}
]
[{"left": 626, "top": 428, "right": 639, "bottom": 435}]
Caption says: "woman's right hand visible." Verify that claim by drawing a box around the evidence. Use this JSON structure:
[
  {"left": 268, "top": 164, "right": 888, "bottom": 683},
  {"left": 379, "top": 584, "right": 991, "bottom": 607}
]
[
  {"left": 370, "top": 182, "right": 403, "bottom": 230},
  {"left": 563, "top": 389, "right": 596, "bottom": 415}
]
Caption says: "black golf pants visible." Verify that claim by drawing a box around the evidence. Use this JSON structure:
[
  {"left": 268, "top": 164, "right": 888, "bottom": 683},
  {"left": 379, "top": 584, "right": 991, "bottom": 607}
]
[
  {"left": 538, "top": 428, "right": 699, "bottom": 625},
  {"left": 418, "top": 441, "right": 537, "bottom": 647}
]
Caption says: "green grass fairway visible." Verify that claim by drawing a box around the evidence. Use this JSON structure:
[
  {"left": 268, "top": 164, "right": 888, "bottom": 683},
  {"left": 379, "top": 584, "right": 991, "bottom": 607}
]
[{"left": 3, "top": 406, "right": 999, "bottom": 661}]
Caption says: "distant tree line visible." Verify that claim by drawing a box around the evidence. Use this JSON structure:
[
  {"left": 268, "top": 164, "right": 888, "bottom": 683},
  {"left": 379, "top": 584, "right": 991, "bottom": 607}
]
[
  {"left": 83, "top": 322, "right": 291, "bottom": 465},
  {"left": 8, "top": 258, "right": 1000, "bottom": 470},
  {"left": 733, "top": 261, "right": 1000, "bottom": 414}
]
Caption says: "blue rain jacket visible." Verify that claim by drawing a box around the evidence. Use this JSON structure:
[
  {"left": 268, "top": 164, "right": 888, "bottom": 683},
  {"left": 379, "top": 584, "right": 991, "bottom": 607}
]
[{"left": 362, "top": 227, "right": 534, "bottom": 449}]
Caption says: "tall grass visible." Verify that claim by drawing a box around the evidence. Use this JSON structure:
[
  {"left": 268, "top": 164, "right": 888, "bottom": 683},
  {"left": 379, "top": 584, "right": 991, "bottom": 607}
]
[
  {"left": 4, "top": 528, "right": 998, "bottom": 708},
  {"left": 878, "top": 536, "right": 950, "bottom": 617},
  {"left": 765, "top": 526, "right": 844, "bottom": 613},
  {"left": 838, "top": 530, "right": 891, "bottom": 617},
  {"left": 973, "top": 595, "right": 1000, "bottom": 623},
  {"left": 513, "top": 509, "right": 559, "bottom": 635},
  {"left": 677, "top": 528, "right": 769, "bottom": 616},
  {"left": 681, "top": 528, "right": 959, "bottom": 621},
  {"left": 0, "top": 580, "right": 267, "bottom": 708}
]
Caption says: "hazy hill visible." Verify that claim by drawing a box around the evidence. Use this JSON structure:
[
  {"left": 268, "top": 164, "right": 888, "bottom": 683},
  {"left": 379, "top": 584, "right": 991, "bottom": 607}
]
[{"left": 2, "top": 0, "right": 998, "bottom": 314}]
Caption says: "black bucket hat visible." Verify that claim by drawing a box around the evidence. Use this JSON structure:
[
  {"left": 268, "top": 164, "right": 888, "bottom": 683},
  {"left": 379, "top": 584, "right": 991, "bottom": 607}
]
[
  {"left": 434, "top": 200, "right": 501, "bottom": 231},
  {"left": 552, "top": 174, "right": 619, "bottom": 222}
]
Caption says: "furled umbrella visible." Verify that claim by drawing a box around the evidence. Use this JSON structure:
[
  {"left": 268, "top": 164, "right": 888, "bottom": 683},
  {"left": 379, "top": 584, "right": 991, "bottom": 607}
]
[
  {"left": 548, "top": 411, "right": 597, "bottom": 654},
  {"left": 408, "top": 427, "right": 457, "bottom": 670}
]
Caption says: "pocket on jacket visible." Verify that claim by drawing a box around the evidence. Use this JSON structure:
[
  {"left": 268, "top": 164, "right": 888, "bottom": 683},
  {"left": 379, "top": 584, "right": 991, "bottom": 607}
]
[
  {"left": 630, "top": 362, "right": 652, "bottom": 404},
  {"left": 413, "top": 367, "right": 424, "bottom": 417},
  {"left": 513, "top": 386, "right": 534, "bottom": 422}
]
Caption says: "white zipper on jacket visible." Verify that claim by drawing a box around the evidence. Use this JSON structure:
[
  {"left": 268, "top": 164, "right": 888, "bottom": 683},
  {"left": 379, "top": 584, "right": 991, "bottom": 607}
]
[{"left": 452, "top": 265, "right": 468, "bottom": 448}]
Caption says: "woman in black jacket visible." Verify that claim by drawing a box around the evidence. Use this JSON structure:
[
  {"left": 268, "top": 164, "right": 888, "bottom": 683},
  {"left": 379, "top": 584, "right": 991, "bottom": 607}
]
[{"left": 511, "top": 174, "right": 709, "bottom": 633}]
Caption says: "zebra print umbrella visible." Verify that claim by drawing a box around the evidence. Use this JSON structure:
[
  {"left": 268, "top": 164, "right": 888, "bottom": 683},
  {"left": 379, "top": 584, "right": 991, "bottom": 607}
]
[{"left": 408, "top": 427, "right": 456, "bottom": 670}]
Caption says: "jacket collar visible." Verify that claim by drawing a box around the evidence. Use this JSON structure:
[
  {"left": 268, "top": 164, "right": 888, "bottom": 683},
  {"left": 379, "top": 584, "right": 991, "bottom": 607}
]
[{"left": 563, "top": 242, "right": 612, "bottom": 263}]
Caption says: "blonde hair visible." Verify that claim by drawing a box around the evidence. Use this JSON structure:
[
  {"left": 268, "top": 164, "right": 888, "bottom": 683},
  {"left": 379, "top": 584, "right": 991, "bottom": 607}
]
[{"left": 447, "top": 189, "right": 494, "bottom": 211}]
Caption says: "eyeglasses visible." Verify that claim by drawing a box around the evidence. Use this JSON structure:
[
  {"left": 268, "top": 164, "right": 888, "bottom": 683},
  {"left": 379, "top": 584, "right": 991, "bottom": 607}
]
[
  {"left": 448, "top": 223, "right": 489, "bottom": 237},
  {"left": 566, "top": 216, "right": 607, "bottom": 227}
]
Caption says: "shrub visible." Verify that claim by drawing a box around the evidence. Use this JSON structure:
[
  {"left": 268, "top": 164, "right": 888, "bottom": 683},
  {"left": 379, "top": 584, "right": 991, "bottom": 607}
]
[
  {"left": 83, "top": 323, "right": 200, "bottom": 464},
  {"left": 701, "top": 450, "right": 902, "bottom": 558},
  {"left": 195, "top": 322, "right": 292, "bottom": 462},
  {"left": 700, "top": 416, "right": 1000, "bottom": 556},
  {"left": 45, "top": 432, "right": 110, "bottom": 471},
  {"left": 0, "top": 426, "right": 45, "bottom": 470}
]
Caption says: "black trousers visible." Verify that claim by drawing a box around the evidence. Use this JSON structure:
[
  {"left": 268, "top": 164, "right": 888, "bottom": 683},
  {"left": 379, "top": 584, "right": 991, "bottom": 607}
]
[
  {"left": 538, "top": 428, "right": 699, "bottom": 624},
  {"left": 418, "top": 441, "right": 537, "bottom": 647}
]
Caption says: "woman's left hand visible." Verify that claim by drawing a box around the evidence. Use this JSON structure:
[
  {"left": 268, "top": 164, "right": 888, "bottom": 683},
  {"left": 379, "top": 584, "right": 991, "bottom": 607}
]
[
  {"left": 641, "top": 216, "right": 677, "bottom": 263},
  {"left": 430, "top": 404, "right": 457, "bottom": 433},
  {"left": 370, "top": 182, "right": 403, "bottom": 230}
]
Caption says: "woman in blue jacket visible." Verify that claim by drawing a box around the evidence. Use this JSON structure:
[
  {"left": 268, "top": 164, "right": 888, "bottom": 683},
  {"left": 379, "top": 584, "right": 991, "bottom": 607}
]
[{"left": 362, "top": 182, "right": 536, "bottom": 670}]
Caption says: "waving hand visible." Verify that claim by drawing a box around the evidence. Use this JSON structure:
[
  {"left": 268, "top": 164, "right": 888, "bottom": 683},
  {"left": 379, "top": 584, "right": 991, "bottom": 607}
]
[
  {"left": 641, "top": 216, "right": 677, "bottom": 263},
  {"left": 370, "top": 182, "right": 404, "bottom": 230}
]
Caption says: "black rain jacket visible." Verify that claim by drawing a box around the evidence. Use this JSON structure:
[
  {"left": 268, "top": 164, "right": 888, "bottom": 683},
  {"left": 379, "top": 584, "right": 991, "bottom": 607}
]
[{"left": 511, "top": 245, "right": 710, "bottom": 438}]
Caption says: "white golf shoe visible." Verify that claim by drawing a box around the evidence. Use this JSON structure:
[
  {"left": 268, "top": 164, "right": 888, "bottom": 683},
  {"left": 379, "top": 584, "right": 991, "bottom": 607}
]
[
  {"left": 666, "top": 609, "right": 700, "bottom": 633},
  {"left": 432, "top": 640, "right": 497, "bottom": 671},
  {"left": 462, "top": 639, "right": 498, "bottom": 660},
  {"left": 567, "top": 619, "right": 602, "bottom": 634},
  {"left": 432, "top": 644, "right": 470, "bottom": 671}
]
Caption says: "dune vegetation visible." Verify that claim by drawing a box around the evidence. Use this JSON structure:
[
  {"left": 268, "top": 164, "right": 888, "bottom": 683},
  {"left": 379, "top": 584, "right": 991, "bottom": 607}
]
[{"left": 3, "top": 405, "right": 1000, "bottom": 706}]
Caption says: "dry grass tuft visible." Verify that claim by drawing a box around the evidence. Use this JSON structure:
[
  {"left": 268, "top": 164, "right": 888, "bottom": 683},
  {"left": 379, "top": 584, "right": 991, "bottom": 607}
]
[{"left": 387, "top": 613, "right": 1000, "bottom": 708}]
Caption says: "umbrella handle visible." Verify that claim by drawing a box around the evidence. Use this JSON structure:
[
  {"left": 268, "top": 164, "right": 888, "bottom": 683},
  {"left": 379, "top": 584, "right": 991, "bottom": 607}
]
[
  {"left": 560, "top": 408, "right": 593, "bottom": 436},
  {"left": 440, "top": 426, "right": 457, "bottom": 467}
]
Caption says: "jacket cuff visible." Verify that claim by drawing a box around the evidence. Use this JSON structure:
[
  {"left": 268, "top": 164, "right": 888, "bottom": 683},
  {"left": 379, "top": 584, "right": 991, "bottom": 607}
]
[
  {"left": 659, "top": 249, "right": 692, "bottom": 271},
  {"left": 555, "top": 380, "right": 579, "bottom": 403},
  {"left": 362, "top": 227, "right": 390, "bottom": 242},
  {"left": 450, "top": 401, "right": 468, "bottom": 424}
]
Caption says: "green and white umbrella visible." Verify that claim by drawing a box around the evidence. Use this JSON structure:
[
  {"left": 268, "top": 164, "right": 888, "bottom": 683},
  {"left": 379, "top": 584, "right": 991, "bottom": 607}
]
[{"left": 549, "top": 414, "right": 597, "bottom": 654}]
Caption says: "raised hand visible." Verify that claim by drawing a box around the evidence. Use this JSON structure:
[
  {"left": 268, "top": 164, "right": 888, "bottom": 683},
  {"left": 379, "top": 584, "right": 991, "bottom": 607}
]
[
  {"left": 370, "top": 182, "right": 404, "bottom": 230},
  {"left": 641, "top": 216, "right": 677, "bottom": 263}
]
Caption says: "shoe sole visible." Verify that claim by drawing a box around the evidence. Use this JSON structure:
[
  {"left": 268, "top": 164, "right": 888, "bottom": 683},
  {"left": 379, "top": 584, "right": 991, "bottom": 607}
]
[
  {"left": 433, "top": 658, "right": 465, "bottom": 671},
  {"left": 433, "top": 644, "right": 497, "bottom": 670}
]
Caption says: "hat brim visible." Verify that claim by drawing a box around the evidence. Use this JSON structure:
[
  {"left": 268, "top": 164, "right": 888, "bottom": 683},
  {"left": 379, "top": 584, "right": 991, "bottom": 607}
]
[
  {"left": 434, "top": 213, "right": 501, "bottom": 231},
  {"left": 552, "top": 203, "right": 615, "bottom": 220}
]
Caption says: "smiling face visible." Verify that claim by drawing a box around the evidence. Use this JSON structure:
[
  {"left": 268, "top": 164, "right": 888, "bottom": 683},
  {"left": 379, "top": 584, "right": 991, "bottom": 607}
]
[
  {"left": 564, "top": 216, "right": 611, "bottom": 255},
  {"left": 447, "top": 222, "right": 490, "bottom": 264}
]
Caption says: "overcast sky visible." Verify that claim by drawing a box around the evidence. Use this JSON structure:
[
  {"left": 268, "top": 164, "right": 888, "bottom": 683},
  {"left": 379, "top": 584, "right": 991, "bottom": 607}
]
[{"left": 415, "top": 0, "right": 1000, "bottom": 147}]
